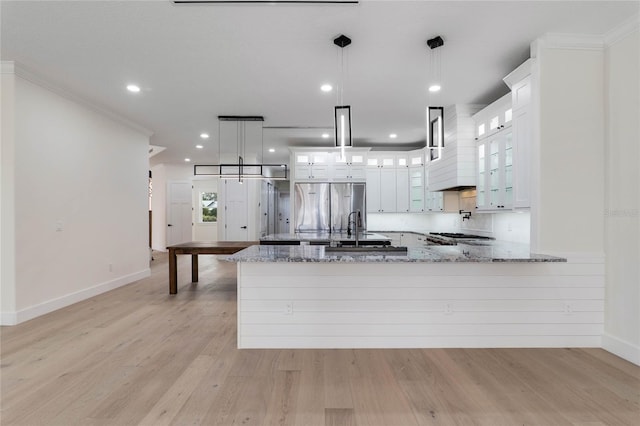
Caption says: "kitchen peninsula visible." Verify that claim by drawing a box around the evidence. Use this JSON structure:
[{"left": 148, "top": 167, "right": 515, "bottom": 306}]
[{"left": 227, "top": 242, "right": 604, "bottom": 350}]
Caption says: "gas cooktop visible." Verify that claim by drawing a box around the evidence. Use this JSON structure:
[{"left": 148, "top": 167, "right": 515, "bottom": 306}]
[{"left": 429, "top": 233, "right": 494, "bottom": 240}]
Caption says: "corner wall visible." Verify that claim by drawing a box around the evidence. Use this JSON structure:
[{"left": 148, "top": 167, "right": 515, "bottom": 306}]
[
  {"left": 1, "top": 63, "right": 151, "bottom": 325},
  {"left": 1, "top": 64, "right": 17, "bottom": 323},
  {"left": 533, "top": 39, "right": 605, "bottom": 256},
  {"left": 603, "top": 25, "right": 640, "bottom": 364}
]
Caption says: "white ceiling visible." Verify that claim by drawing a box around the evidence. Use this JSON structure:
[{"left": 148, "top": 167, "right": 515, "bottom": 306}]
[{"left": 2, "top": 1, "right": 637, "bottom": 166}]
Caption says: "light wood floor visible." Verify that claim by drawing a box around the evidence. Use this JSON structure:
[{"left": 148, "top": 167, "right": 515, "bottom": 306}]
[{"left": 1, "top": 252, "right": 639, "bottom": 426}]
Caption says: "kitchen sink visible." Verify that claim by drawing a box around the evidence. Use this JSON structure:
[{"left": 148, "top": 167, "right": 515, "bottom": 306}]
[
  {"left": 324, "top": 245, "right": 408, "bottom": 255},
  {"left": 337, "top": 239, "right": 391, "bottom": 246}
]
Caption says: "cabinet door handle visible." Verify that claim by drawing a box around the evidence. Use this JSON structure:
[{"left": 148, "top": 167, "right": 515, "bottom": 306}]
[{"left": 240, "top": 226, "right": 247, "bottom": 229}]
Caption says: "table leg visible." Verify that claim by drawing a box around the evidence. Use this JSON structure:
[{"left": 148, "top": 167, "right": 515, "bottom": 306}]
[
  {"left": 192, "top": 254, "right": 199, "bottom": 283},
  {"left": 169, "top": 249, "right": 178, "bottom": 294}
]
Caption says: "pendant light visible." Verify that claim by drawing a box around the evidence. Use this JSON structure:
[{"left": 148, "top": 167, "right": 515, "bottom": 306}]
[
  {"left": 334, "top": 34, "right": 352, "bottom": 152},
  {"left": 193, "top": 116, "right": 288, "bottom": 181},
  {"left": 427, "top": 36, "right": 445, "bottom": 161}
]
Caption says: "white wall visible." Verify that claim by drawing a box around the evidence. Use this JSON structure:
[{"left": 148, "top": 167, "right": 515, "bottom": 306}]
[
  {"left": 1, "top": 63, "right": 151, "bottom": 325},
  {"left": 603, "top": 25, "right": 640, "bottom": 364},
  {"left": 368, "top": 210, "right": 531, "bottom": 243},
  {"left": 367, "top": 212, "right": 460, "bottom": 234},
  {"left": 532, "top": 39, "right": 605, "bottom": 255},
  {"left": 1, "top": 65, "right": 17, "bottom": 322}
]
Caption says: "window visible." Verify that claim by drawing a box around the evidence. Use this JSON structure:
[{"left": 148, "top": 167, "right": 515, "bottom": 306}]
[{"left": 200, "top": 192, "right": 217, "bottom": 223}]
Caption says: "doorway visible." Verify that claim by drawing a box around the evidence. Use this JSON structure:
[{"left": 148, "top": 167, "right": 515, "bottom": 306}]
[{"left": 167, "top": 181, "right": 192, "bottom": 246}]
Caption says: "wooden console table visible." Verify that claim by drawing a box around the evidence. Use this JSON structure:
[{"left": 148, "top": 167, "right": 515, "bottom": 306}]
[{"left": 167, "top": 241, "right": 257, "bottom": 294}]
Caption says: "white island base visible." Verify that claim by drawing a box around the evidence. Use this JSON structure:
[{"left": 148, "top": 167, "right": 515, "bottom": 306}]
[{"left": 235, "top": 258, "right": 604, "bottom": 349}]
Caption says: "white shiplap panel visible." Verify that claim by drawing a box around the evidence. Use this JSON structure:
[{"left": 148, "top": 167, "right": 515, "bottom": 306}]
[
  {"left": 241, "top": 274, "right": 604, "bottom": 288},
  {"left": 241, "top": 299, "right": 605, "bottom": 313},
  {"left": 238, "top": 260, "right": 604, "bottom": 348},
  {"left": 243, "top": 323, "right": 603, "bottom": 338},
  {"left": 241, "top": 286, "right": 604, "bottom": 301},
  {"left": 239, "top": 262, "right": 604, "bottom": 277},
  {"left": 240, "top": 335, "right": 602, "bottom": 349},
  {"left": 241, "top": 311, "right": 604, "bottom": 325}
]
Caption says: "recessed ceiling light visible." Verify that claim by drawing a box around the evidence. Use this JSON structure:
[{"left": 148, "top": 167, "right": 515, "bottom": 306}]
[
  {"left": 428, "top": 84, "right": 441, "bottom": 92},
  {"left": 200, "top": 133, "right": 209, "bottom": 139},
  {"left": 389, "top": 133, "right": 397, "bottom": 139},
  {"left": 268, "top": 148, "right": 275, "bottom": 153},
  {"left": 321, "top": 84, "right": 333, "bottom": 92},
  {"left": 184, "top": 158, "right": 191, "bottom": 162},
  {"left": 322, "top": 133, "right": 330, "bottom": 139},
  {"left": 126, "top": 84, "right": 141, "bottom": 93},
  {"left": 195, "top": 145, "right": 204, "bottom": 149}
]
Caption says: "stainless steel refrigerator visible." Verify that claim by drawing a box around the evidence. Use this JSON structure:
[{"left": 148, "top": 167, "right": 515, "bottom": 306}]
[{"left": 294, "top": 183, "right": 366, "bottom": 232}]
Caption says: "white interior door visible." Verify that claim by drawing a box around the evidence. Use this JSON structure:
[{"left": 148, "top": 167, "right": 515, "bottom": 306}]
[
  {"left": 224, "top": 180, "right": 249, "bottom": 241},
  {"left": 277, "top": 192, "right": 290, "bottom": 234},
  {"left": 167, "top": 181, "right": 192, "bottom": 246}
]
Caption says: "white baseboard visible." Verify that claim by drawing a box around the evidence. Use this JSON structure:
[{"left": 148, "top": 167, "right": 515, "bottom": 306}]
[
  {"left": 0, "top": 269, "right": 150, "bottom": 326},
  {"left": 602, "top": 333, "right": 640, "bottom": 366},
  {"left": 1, "top": 311, "right": 18, "bottom": 326}
]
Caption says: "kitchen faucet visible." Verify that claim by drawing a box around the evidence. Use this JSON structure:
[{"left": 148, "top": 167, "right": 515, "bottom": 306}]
[
  {"left": 347, "top": 210, "right": 362, "bottom": 246},
  {"left": 459, "top": 210, "right": 472, "bottom": 221}
]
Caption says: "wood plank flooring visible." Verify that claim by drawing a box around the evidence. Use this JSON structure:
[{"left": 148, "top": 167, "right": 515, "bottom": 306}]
[{"left": 1, "top": 252, "right": 638, "bottom": 426}]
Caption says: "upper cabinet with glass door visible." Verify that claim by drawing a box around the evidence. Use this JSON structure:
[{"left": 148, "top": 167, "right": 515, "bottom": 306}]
[
  {"left": 474, "top": 94, "right": 514, "bottom": 211},
  {"left": 293, "top": 151, "right": 331, "bottom": 180},
  {"left": 332, "top": 149, "right": 368, "bottom": 181},
  {"left": 474, "top": 93, "right": 513, "bottom": 141}
]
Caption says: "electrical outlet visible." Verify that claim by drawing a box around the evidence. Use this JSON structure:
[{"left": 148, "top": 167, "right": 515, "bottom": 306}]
[
  {"left": 507, "top": 222, "right": 512, "bottom": 232},
  {"left": 108, "top": 263, "right": 113, "bottom": 272},
  {"left": 444, "top": 303, "right": 453, "bottom": 315},
  {"left": 285, "top": 302, "right": 293, "bottom": 315},
  {"left": 55, "top": 220, "right": 63, "bottom": 232},
  {"left": 564, "top": 303, "right": 573, "bottom": 314}
]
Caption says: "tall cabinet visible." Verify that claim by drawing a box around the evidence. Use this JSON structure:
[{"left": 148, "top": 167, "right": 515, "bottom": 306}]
[
  {"left": 503, "top": 59, "right": 533, "bottom": 209},
  {"left": 474, "top": 58, "right": 533, "bottom": 212},
  {"left": 474, "top": 94, "right": 514, "bottom": 211}
]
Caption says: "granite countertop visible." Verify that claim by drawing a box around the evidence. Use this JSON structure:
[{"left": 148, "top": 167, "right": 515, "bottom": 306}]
[
  {"left": 260, "top": 232, "right": 391, "bottom": 243},
  {"left": 226, "top": 242, "right": 566, "bottom": 263}
]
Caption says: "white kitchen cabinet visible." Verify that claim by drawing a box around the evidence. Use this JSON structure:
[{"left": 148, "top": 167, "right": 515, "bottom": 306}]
[
  {"left": 395, "top": 153, "right": 409, "bottom": 168},
  {"left": 366, "top": 167, "right": 397, "bottom": 213},
  {"left": 367, "top": 153, "right": 396, "bottom": 169},
  {"left": 332, "top": 150, "right": 367, "bottom": 181},
  {"left": 425, "top": 190, "right": 444, "bottom": 211},
  {"left": 474, "top": 94, "right": 512, "bottom": 140},
  {"left": 409, "top": 151, "right": 424, "bottom": 167},
  {"left": 503, "top": 60, "right": 533, "bottom": 209},
  {"left": 409, "top": 166, "right": 425, "bottom": 212},
  {"left": 293, "top": 151, "right": 330, "bottom": 180},
  {"left": 474, "top": 59, "right": 533, "bottom": 212},
  {"left": 476, "top": 127, "right": 513, "bottom": 211},
  {"left": 396, "top": 168, "right": 410, "bottom": 212}
]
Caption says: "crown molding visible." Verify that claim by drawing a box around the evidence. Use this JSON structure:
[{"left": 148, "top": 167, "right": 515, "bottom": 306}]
[
  {"left": 604, "top": 15, "right": 640, "bottom": 47},
  {"left": 537, "top": 33, "right": 605, "bottom": 51},
  {"left": 3, "top": 61, "right": 154, "bottom": 138},
  {"left": 503, "top": 58, "right": 534, "bottom": 89}
]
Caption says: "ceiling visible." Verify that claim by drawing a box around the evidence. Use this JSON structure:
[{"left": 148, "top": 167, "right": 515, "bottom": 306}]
[{"left": 2, "top": 1, "right": 638, "bottom": 167}]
